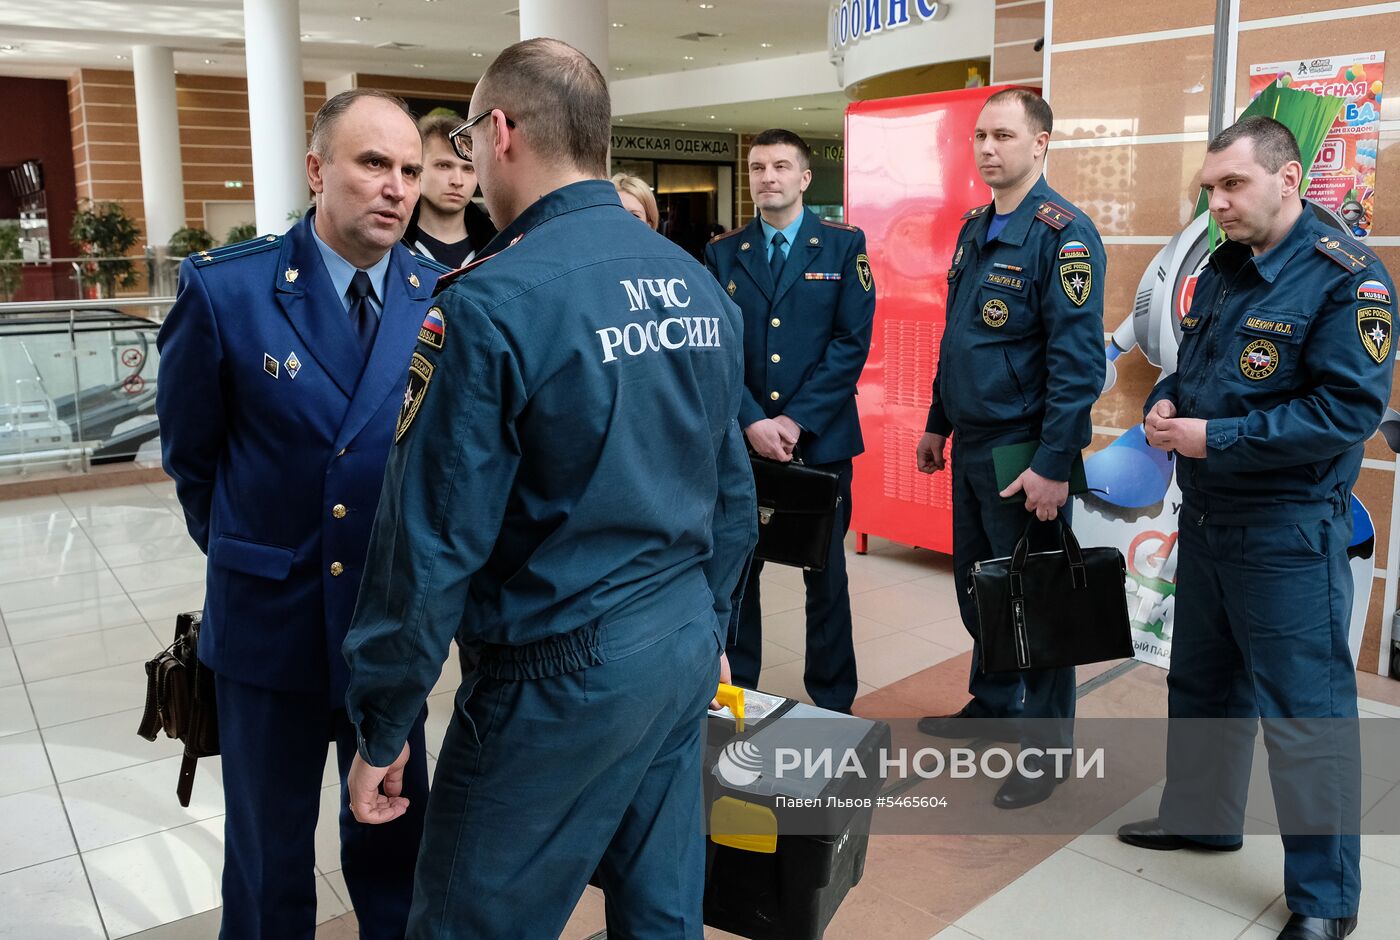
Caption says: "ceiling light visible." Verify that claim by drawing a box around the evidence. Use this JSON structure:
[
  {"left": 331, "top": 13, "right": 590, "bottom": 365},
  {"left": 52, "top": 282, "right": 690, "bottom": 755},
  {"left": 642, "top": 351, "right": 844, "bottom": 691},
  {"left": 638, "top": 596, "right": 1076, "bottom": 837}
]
[
  {"left": 413, "top": 63, "right": 425, "bottom": 68},
  {"left": 793, "top": 106, "right": 804, "bottom": 111},
  {"left": 683, "top": 55, "right": 694, "bottom": 61},
  {"left": 300, "top": 33, "right": 311, "bottom": 39},
  {"left": 613, "top": 66, "right": 625, "bottom": 72},
  {"left": 353, "top": 15, "right": 371, "bottom": 22},
  {"left": 699, "top": 3, "right": 714, "bottom": 8},
  {"left": 203, "top": 58, "right": 215, "bottom": 64},
  {"left": 611, "top": 22, "right": 625, "bottom": 28},
  {"left": 760, "top": 42, "right": 772, "bottom": 48},
  {"left": 113, "top": 53, "right": 126, "bottom": 60},
  {"left": 709, "top": 115, "right": 716, "bottom": 119},
  {"left": 471, "top": 52, "right": 484, "bottom": 57}
]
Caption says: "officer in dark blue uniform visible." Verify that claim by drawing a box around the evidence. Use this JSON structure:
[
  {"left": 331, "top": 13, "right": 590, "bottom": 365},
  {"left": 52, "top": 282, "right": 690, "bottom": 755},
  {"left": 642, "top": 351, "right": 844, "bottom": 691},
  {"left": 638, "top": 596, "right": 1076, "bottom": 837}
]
[
  {"left": 157, "top": 90, "right": 442, "bottom": 939},
  {"left": 1118, "top": 117, "right": 1394, "bottom": 940},
  {"left": 704, "top": 128, "right": 875, "bottom": 714},
  {"left": 916, "top": 89, "right": 1106, "bottom": 809},
  {"left": 342, "top": 40, "right": 755, "bottom": 939}
]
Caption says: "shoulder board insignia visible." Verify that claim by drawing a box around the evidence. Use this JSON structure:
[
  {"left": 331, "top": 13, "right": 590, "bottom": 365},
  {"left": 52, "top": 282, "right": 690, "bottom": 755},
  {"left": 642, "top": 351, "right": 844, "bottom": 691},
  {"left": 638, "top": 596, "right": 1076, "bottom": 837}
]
[
  {"left": 431, "top": 233, "right": 521, "bottom": 296},
  {"left": 1035, "top": 201, "right": 1077, "bottom": 231},
  {"left": 1314, "top": 234, "right": 1374, "bottom": 273},
  {"left": 709, "top": 227, "right": 744, "bottom": 244},
  {"left": 961, "top": 204, "right": 991, "bottom": 220},
  {"left": 414, "top": 254, "right": 452, "bottom": 275},
  {"left": 191, "top": 234, "right": 281, "bottom": 267},
  {"left": 820, "top": 219, "right": 858, "bottom": 232}
]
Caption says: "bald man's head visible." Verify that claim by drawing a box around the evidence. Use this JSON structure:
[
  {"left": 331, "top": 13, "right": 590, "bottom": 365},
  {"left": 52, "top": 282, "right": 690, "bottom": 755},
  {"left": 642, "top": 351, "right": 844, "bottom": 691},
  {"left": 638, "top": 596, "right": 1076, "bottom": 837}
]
[{"left": 472, "top": 38, "right": 611, "bottom": 177}]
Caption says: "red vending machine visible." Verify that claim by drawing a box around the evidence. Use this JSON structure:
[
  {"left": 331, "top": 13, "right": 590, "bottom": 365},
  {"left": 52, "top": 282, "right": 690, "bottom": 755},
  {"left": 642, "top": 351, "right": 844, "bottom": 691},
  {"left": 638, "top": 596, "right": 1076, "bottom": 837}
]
[{"left": 845, "top": 85, "right": 1023, "bottom": 555}]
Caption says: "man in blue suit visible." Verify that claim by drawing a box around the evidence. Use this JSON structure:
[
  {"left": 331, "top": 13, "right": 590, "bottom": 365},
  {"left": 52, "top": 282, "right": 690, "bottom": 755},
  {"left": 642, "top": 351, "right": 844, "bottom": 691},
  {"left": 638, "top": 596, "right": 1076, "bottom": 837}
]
[
  {"left": 704, "top": 129, "right": 876, "bottom": 713},
  {"left": 157, "top": 88, "right": 445, "bottom": 939}
]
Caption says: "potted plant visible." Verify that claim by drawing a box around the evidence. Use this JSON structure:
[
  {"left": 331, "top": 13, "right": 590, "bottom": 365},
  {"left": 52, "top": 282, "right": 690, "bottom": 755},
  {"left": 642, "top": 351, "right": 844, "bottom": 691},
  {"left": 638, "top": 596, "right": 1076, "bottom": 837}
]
[
  {"left": 71, "top": 199, "right": 142, "bottom": 297},
  {"left": 225, "top": 223, "right": 258, "bottom": 245},
  {"left": 0, "top": 221, "right": 21, "bottom": 302},
  {"left": 169, "top": 226, "right": 215, "bottom": 257}
]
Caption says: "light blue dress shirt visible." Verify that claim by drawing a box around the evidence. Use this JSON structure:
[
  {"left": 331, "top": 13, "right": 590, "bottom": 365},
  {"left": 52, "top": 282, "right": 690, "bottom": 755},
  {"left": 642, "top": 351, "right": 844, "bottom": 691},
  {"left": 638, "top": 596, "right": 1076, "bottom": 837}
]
[
  {"left": 310, "top": 221, "right": 390, "bottom": 320},
  {"left": 759, "top": 211, "right": 807, "bottom": 262}
]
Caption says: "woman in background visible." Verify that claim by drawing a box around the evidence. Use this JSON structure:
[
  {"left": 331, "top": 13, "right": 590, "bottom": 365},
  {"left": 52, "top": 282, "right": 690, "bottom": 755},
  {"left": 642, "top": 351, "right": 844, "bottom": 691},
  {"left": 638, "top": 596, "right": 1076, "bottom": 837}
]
[{"left": 611, "top": 173, "right": 659, "bottom": 230}]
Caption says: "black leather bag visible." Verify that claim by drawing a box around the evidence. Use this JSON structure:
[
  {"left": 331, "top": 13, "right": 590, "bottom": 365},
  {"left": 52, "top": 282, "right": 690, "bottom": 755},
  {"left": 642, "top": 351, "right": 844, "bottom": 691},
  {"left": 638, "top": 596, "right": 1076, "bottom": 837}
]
[
  {"left": 750, "top": 454, "right": 841, "bottom": 571},
  {"left": 137, "top": 610, "right": 220, "bottom": 807},
  {"left": 970, "top": 519, "right": 1133, "bottom": 673}
]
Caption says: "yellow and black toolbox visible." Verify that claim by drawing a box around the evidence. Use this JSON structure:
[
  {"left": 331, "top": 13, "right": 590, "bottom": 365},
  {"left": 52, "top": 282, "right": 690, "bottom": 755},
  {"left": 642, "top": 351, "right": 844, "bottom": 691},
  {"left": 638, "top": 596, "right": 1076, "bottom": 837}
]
[{"left": 702, "top": 687, "right": 891, "bottom": 939}]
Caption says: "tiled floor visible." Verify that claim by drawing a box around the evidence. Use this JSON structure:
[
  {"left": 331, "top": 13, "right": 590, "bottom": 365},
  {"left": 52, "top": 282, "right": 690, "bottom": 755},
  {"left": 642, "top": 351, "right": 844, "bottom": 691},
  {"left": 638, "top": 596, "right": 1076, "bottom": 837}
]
[{"left": 1, "top": 483, "right": 1399, "bottom": 939}]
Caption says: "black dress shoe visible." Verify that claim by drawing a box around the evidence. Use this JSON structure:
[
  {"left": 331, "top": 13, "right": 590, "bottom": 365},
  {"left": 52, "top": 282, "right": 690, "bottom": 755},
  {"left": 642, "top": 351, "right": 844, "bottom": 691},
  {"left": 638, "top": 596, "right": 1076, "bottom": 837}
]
[
  {"left": 1277, "top": 913, "right": 1357, "bottom": 939},
  {"left": 917, "top": 709, "right": 1018, "bottom": 742},
  {"left": 1116, "top": 817, "right": 1242, "bottom": 852},
  {"left": 993, "top": 755, "right": 1062, "bottom": 809}
]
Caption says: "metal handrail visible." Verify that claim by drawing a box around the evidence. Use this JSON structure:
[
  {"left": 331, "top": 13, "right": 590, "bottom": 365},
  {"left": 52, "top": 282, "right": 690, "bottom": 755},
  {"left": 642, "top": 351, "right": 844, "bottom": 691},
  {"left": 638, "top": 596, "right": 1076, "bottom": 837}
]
[{"left": 0, "top": 297, "right": 175, "bottom": 315}]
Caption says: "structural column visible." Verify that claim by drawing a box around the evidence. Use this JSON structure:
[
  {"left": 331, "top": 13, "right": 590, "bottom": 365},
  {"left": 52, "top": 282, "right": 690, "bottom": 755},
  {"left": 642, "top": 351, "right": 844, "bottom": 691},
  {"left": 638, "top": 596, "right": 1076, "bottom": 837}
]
[
  {"left": 518, "top": 0, "right": 610, "bottom": 75},
  {"left": 243, "top": 0, "right": 308, "bottom": 234},
  {"left": 131, "top": 46, "right": 186, "bottom": 247}
]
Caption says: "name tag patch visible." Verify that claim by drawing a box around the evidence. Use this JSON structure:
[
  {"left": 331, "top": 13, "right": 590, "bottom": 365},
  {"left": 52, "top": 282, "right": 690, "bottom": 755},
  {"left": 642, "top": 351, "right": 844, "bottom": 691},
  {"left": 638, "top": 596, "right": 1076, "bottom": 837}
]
[
  {"left": 1242, "top": 316, "right": 1294, "bottom": 337},
  {"left": 983, "top": 271, "right": 1026, "bottom": 293}
]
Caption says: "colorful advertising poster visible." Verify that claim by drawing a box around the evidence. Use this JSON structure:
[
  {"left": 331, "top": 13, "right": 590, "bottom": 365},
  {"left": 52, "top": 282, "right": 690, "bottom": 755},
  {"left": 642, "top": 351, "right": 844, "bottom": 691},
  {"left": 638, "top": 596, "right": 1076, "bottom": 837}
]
[{"left": 1249, "top": 52, "right": 1385, "bottom": 238}]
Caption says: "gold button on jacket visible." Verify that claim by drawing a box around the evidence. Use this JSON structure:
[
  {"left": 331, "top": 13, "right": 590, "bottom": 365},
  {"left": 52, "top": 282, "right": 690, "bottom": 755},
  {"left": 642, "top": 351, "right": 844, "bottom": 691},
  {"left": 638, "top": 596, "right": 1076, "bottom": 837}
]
[
  {"left": 332, "top": 504, "right": 347, "bottom": 519},
  {"left": 330, "top": 562, "right": 344, "bottom": 577}
]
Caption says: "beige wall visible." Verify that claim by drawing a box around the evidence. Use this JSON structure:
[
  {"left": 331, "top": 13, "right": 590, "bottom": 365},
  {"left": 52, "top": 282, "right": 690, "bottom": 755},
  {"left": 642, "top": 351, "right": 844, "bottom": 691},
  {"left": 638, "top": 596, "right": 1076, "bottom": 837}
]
[
  {"left": 1047, "top": 0, "right": 1400, "bottom": 672},
  {"left": 68, "top": 69, "right": 326, "bottom": 251},
  {"left": 993, "top": 0, "right": 1045, "bottom": 85}
]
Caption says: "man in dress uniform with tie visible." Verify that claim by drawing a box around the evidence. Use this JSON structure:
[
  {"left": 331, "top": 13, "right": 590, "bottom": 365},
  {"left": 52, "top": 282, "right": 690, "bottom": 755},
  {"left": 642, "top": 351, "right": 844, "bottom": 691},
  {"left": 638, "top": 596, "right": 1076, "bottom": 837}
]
[
  {"left": 704, "top": 128, "right": 876, "bottom": 714},
  {"left": 157, "top": 88, "right": 445, "bottom": 939}
]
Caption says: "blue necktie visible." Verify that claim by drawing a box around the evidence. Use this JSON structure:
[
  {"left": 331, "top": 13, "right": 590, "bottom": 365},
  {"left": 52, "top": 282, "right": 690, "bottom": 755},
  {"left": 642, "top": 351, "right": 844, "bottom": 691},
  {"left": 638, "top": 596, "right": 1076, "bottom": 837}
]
[
  {"left": 768, "top": 231, "right": 787, "bottom": 288},
  {"left": 348, "top": 270, "right": 378, "bottom": 355}
]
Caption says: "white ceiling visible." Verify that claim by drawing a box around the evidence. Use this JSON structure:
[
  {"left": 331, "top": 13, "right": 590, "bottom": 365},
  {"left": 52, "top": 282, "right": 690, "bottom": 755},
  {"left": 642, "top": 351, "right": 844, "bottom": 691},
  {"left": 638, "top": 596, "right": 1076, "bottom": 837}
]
[{"left": 0, "top": 0, "right": 844, "bottom": 132}]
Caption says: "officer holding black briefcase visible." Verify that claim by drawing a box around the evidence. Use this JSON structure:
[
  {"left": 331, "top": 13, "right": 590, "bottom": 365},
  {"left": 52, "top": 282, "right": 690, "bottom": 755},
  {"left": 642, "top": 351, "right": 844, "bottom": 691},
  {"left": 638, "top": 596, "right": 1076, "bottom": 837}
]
[
  {"left": 914, "top": 89, "right": 1106, "bottom": 809},
  {"left": 704, "top": 128, "right": 875, "bottom": 714}
]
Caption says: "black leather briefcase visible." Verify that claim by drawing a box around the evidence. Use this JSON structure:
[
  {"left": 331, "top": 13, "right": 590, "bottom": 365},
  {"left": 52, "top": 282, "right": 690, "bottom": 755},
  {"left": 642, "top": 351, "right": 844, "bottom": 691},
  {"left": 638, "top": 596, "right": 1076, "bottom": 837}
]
[
  {"left": 137, "top": 610, "right": 220, "bottom": 807},
  {"left": 970, "top": 519, "right": 1133, "bottom": 673},
  {"left": 750, "top": 454, "right": 841, "bottom": 571}
]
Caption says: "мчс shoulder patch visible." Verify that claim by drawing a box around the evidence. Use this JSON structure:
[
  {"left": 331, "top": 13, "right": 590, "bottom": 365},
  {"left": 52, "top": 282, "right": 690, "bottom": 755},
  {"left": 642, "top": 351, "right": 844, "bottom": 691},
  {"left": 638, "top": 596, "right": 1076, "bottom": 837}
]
[
  {"left": 418, "top": 306, "right": 446, "bottom": 350},
  {"left": 856, "top": 254, "right": 873, "bottom": 292},
  {"left": 1059, "top": 262, "right": 1092, "bottom": 307},
  {"left": 395, "top": 353, "right": 435, "bottom": 443},
  {"left": 1358, "top": 306, "right": 1393, "bottom": 364}
]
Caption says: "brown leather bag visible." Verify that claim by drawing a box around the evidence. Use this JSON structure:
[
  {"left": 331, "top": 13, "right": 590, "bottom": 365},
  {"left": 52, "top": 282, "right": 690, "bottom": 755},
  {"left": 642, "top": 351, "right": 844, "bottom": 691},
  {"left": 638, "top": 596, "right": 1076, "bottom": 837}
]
[{"left": 137, "top": 610, "right": 219, "bottom": 807}]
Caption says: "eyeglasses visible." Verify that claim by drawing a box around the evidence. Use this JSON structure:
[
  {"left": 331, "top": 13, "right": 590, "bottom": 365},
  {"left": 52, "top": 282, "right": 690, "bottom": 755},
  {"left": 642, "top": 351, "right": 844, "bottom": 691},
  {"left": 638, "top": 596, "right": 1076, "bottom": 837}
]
[{"left": 448, "top": 108, "right": 517, "bottom": 160}]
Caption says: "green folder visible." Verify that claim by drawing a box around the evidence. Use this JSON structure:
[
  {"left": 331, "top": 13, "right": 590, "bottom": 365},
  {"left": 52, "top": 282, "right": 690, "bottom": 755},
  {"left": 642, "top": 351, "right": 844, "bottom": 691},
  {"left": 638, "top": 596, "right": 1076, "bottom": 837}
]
[{"left": 991, "top": 441, "right": 1089, "bottom": 504}]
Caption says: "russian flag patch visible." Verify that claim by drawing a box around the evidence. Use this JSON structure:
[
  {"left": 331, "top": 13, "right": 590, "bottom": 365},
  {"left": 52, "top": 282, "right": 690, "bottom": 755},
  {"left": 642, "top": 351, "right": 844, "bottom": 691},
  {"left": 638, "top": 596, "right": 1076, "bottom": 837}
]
[
  {"left": 1358, "top": 279, "right": 1391, "bottom": 305},
  {"left": 418, "top": 306, "right": 446, "bottom": 350}
]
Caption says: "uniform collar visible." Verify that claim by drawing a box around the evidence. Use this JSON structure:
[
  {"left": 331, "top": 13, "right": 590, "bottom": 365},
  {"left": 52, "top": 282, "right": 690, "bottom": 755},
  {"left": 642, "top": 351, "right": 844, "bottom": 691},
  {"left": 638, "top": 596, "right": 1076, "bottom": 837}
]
[
  {"left": 971, "top": 177, "right": 1049, "bottom": 248},
  {"left": 479, "top": 179, "right": 621, "bottom": 257},
  {"left": 758, "top": 209, "right": 808, "bottom": 253},
  {"left": 308, "top": 209, "right": 391, "bottom": 311},
  {"left": 1209, "top": 202, "right": 1318, "bottom": 283}
]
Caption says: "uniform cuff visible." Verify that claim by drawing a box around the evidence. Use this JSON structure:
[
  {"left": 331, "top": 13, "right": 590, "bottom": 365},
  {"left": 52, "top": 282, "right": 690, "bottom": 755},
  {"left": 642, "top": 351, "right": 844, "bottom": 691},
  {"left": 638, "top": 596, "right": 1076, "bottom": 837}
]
[
  {"left": 1030, "top": 443, "right": 1073, "bottom": 482},
  {"left": 1205, "top": 417, "right": 1243, "bottom": 454},
  {"left": 925, "top": 408, "right": 953, "bottom": 436},
  {"left": 354, "top": 717, "right": 407, "bottom": 768},
  {"left": 739, "top": 397, "right": 767, "bottom": 429}
]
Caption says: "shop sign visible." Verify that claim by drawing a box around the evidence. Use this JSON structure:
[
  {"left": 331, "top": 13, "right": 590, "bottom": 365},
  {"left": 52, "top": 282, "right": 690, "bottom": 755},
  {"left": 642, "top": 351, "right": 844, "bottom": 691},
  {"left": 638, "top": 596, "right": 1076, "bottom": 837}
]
[
  {"left": 829, "top": 0, "right": 948, "bottom": 55},
  {"left": 611, "top": 129, "right": 737, "bottom": 163}
]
